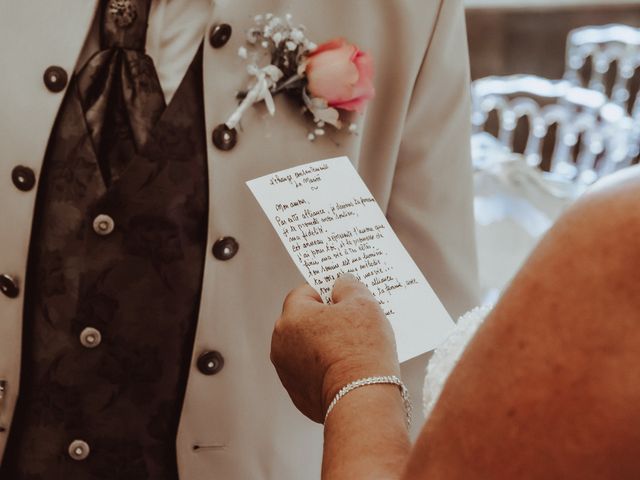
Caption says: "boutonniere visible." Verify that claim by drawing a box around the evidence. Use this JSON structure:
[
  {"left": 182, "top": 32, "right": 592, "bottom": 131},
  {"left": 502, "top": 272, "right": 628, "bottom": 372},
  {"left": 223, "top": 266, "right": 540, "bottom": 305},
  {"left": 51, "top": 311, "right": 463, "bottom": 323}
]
[{"left": 224, "top": 14, "right": 375, "bottom": 143}]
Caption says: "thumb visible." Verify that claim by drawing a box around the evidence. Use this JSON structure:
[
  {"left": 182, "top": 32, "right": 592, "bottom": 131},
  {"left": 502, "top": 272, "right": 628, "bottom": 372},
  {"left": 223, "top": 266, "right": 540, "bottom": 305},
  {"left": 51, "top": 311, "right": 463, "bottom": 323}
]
[{"left": 331, "top": 273, "right": 371, "bottom": 303}]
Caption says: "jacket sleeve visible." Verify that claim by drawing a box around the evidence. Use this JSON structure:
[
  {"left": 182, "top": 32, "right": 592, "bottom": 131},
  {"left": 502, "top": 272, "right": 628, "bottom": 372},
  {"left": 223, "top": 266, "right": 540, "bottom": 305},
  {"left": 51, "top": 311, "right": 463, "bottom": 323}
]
[{"left": 388, "top": 0, "right": 481, "bottom": 437}]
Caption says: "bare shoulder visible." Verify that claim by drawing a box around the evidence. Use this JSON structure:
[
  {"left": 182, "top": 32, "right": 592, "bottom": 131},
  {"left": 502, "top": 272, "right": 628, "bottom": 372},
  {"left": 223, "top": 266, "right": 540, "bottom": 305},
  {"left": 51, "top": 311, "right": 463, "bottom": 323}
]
[
  {"left": 537, "top": 165, "right": 640, "bottom": 270},
  {"left": 404, "top": 166, "right": 640, "bottom": 479},
  {"left": 570, "top": 165, "right": 640, "bottom": 225}
]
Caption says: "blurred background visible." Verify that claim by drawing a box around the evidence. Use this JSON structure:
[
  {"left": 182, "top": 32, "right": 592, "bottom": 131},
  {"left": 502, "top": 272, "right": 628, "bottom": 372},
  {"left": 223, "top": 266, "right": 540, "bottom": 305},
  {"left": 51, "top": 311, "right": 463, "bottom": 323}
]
[
  {"left": 462, "top": 0, "right": 640, "bottom": 304},
  {"left": 466, "top": 0, "right": 640, "bottom": 81}
]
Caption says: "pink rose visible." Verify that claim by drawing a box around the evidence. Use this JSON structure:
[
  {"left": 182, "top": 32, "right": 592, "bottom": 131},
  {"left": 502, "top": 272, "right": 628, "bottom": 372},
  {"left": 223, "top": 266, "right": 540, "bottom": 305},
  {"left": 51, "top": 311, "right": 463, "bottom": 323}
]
[{"left": 305, "top": 38, "right": 375, "bottom": 113}]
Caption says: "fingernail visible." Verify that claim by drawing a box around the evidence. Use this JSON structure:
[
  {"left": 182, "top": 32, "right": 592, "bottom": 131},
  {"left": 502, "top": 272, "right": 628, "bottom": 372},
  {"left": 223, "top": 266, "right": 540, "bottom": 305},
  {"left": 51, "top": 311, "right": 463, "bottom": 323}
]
[{"left": 338, "top": 273, "right": 357, "bottom": 281}]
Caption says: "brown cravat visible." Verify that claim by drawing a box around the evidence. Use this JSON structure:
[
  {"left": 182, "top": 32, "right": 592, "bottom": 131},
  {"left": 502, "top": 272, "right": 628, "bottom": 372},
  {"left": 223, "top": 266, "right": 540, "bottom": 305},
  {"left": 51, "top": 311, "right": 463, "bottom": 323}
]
[{"left": 77, "top": 0, "right": 166, "bottom": 185}]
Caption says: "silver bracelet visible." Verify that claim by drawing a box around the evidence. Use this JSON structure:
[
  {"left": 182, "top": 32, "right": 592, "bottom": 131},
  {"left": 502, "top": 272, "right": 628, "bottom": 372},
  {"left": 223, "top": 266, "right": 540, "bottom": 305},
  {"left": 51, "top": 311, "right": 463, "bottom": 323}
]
[{"left": 324, "top": 375, "right": 412, "bottom": 428}]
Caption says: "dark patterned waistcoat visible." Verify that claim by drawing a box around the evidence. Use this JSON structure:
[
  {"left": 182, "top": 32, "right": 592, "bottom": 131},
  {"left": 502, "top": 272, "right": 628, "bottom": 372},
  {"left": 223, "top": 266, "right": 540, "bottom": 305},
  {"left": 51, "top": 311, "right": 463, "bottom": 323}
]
[{"left": 0, "top": 48, "right": 208, "bottom": 480}]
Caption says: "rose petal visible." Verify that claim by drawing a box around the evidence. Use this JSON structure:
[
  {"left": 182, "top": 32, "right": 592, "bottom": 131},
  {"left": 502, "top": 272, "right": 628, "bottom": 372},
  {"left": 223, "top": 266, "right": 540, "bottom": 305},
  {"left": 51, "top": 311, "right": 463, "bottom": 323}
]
[
  {"left": 306, "top": 39, "right": 375, "bottom": 113},
  {"left": 308, "top": 37, "right": 347, "bottom": 57},
  {"left": 330, "top": 96, "right": 367, "bottom": 113},
  {"left": 351, "top": 53, "right": 375, "bottom": 99},
  {"left": 306, "top": 43, "right": 359, "bottom": 103},
  {"left": 354, "top": 51, "right": 375, "bottom": 82},
  {"left": 330, "top": 51, "right": 375, "bottom": 112}
]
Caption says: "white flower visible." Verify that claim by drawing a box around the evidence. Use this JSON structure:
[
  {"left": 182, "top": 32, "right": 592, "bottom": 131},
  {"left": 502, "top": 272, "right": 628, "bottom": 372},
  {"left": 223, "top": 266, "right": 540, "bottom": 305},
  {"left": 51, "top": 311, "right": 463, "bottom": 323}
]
[
  {"left": 268, "top": 16, "right": 282, "bottom": 29},
  {"left": 290, "top": 28, "right": 305, "bottom": 43},
  {"left": 302, "top": 88, "right": 342, "bottom": 129},
  {"left": 227, "top": 13, "right": 353, "bottom": 143}
]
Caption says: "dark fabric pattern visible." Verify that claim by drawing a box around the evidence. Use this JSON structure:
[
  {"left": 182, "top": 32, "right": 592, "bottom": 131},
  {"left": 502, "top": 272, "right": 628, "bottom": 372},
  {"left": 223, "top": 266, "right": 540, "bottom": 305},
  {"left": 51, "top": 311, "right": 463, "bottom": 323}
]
[
  {"left": 79, "top": 0, "right": 166, "bottom": 186},
  {"left": 0, "top": 13, "right": 209, "bottom": 480}
]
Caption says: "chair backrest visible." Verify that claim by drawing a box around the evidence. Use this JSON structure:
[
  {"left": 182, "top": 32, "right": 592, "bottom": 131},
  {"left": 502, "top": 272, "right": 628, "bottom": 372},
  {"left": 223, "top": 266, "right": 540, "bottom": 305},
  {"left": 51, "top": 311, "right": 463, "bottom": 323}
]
[
  {"left": 564, "top": 23, "right": 640, "bottom": 118},
  {"left": 471, "top": 74, "right": 632, "bottom": 185}
]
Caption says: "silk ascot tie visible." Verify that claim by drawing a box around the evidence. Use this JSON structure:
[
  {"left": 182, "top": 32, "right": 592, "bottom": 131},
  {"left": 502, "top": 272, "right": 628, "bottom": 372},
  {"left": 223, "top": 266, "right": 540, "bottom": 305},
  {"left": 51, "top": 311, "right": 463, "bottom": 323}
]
[{"left": 78, "top": 0, "right": 166, "bottom": 186}]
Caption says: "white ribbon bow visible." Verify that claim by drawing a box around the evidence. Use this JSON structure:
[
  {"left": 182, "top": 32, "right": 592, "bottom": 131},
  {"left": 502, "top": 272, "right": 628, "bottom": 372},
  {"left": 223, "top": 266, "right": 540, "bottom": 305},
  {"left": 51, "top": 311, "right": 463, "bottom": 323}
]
[{"left": 225, "top": 64, "right": 284, "bottom": 129}]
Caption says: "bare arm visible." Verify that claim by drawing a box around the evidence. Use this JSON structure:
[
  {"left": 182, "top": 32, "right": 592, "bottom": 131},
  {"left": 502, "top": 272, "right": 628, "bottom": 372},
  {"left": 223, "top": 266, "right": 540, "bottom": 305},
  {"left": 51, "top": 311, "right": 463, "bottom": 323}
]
[
  {"left": 272, "top": 167, "right": 640, "bottom": 480},
  {"left": 405, "top": 167, "right": 640, "bottom": 479},
  {"left": 271, "top": 278, "right": 412, "bottom": 480},
  {"left": 322, "top": 385, "right": 409, "bottom": 480}
]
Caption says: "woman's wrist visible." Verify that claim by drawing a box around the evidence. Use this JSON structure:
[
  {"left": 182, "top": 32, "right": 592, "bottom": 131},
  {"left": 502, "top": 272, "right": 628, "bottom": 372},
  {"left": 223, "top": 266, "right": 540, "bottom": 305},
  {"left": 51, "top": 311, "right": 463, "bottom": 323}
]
[
  {"left": 321, "top": 359, "right": 401, "bottom": 415},
  {"left": 324, "top": 383, "right": 409, "bottom": 434},
  {"left": 324, "top": 376, "right": 412, "bottom": 427},
  {"left": 322, "top": 383, "right": 411, "bottom": 479}
]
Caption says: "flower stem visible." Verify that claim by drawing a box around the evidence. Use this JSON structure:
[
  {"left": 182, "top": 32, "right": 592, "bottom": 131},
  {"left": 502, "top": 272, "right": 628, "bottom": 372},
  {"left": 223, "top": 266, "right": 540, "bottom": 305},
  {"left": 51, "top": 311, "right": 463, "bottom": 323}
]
[{"left": 271, "top": 73, "right": 304, "bottom": 95}]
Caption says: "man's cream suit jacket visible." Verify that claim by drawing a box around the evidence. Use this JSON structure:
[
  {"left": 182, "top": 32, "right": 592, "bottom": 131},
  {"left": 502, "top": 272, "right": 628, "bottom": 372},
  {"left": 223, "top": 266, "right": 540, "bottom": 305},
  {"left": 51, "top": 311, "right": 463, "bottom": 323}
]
[{"left": 0, "top": 0, "right": 479, "bottom": 478}]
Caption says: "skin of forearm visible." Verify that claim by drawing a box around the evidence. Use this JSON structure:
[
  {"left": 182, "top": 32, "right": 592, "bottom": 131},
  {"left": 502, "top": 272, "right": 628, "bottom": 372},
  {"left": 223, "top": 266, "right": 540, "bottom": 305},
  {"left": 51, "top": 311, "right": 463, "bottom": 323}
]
[{"left": 322, "top": 384, "right": 411, "bottom": 480}]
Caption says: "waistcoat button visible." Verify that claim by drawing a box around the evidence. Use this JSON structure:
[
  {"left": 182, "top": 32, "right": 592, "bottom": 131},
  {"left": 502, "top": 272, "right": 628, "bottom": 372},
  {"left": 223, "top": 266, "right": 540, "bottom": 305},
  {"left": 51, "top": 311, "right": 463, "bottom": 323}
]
[
  {"left": 0, "top": 274, "right": 19, "bottom": 299},
  {"left": 212, "top": 237, "right": 239, "bottom": 261},
  {"left": 12, "top": 166, "right": 36, "bottom": 192},
  {"left": 209, "top": 23, "right": 232, "bottom": 48},
  {"left": 68, "top": 439, "right": 90, "bottom": 461},
  {"left": 43, "top": 66, "right": 68, "bottom": 93},
  {"left": 93, "top": 214, "right": 115, "bottom": 236},
  {"left": 212, "top": 124, "right": 237, "bottom": 151},
  {"left": 197, "top": 351, "right": 225, "bottom": 375},
  {"left": 80, "top": 327, "right": 102, "bottom": 349}
]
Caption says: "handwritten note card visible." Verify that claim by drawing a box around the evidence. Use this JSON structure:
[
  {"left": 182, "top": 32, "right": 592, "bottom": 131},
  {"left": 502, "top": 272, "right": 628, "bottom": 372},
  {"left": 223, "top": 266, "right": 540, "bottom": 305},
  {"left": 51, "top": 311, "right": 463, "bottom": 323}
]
[{"left": 247, "top": 157, "right": 454, "bottom": 362}]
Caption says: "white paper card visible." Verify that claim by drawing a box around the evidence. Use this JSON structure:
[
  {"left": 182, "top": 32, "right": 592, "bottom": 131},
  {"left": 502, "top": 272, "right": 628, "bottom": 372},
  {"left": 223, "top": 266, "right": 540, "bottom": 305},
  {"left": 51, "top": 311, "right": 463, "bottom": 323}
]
[{"left": 247, "top": 157, "right": 454, "bottom": 362}]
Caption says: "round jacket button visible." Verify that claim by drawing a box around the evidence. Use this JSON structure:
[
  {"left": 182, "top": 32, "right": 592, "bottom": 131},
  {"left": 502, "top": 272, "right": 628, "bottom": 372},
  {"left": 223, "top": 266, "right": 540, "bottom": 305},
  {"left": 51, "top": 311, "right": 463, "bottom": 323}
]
[
  {"left": 212, "top": 237, "right": 239, "bottom": 261},
  {"left": 0, "top": 274, "right": 19, "bottom": 299},
  {"left": 93, "top": 214, "right": 115, "bottom": 236},
  {"left": 79, "top": 327, "right": 102, "bottom": 348},
  {"left": 12, "top": 166, "right": 36, "bottom": 192},
  {"left": 209, "top": 23, "right": 232, "bottom": 48},
  {"left": 197, "top": 351, "right": 225, "bottom": 375},
  {"left": 68, "top": 439, "right": 90, "bottom": 461},
  {"left": 43, "top": 66, "right": 68, "bottom": 93},
  {"left": 212, "top": 124, "right": 237, "bottom": 151}
]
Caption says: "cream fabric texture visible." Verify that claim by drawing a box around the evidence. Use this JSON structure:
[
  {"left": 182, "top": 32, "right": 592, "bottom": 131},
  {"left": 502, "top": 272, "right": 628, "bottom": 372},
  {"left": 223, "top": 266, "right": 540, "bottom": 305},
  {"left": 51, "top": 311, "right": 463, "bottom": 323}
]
[{"left": 0, "top": 1, "right": 478, "bottom": 478}]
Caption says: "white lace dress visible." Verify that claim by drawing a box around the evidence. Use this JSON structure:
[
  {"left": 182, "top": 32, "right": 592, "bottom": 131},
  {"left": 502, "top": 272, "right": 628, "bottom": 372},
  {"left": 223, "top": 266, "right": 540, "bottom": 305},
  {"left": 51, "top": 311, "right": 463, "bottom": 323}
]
[{"left": 423, "top": 306, "right": 492, "bottom": 419}]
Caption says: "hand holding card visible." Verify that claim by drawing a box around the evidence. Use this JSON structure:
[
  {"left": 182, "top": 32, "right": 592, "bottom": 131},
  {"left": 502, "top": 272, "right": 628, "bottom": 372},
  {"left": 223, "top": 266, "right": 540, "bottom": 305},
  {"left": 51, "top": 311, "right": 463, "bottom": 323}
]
[{"left": 247, "top": 157, "right": 454, "bottom": 362}]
